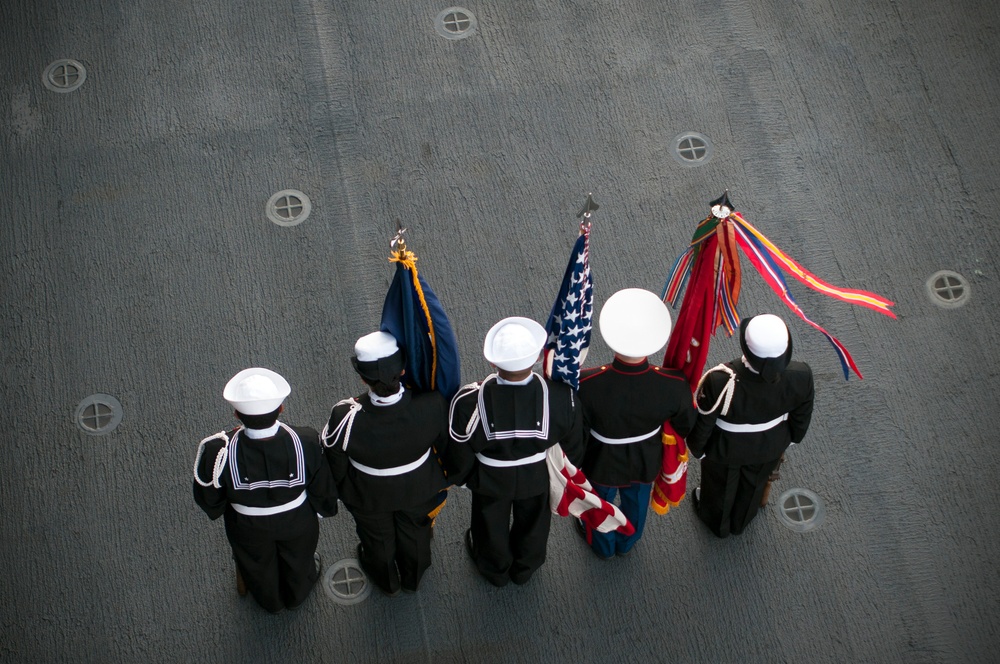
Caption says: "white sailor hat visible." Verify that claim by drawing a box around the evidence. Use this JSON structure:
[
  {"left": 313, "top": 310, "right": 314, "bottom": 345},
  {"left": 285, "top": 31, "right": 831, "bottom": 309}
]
[
  {"left": 739, "top": 314, "right": 792, "bottom": 382},
  {"left": 483, "top": 317, "right": 546, "bottom": 371},
  {"left": 351, "top": 331, "right": 405, "bottom": 383},
  {"left": 223, "top": 367, "right": 291, "bottom": 415},
  {"left": 744, "top": 314, "right": 789, "bottom": 358},
  {"left": 354, "top": 331, "right": 399, "bottom": 362},
  {"left": 598, "top": 288, "right": 672, "bottom": 358}
]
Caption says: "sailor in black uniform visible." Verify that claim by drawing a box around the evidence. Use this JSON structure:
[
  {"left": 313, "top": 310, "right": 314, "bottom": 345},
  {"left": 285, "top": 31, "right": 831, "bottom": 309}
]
[
  {"left": 323, "top": 331, "right": 451, "bottom": 596},
  {"left": 689, "top": 314, "right": 815, "bottom": 538},
  {"left": 577, "top": 288, "right": 696, "bottom": 558},
  {"left": 193, "top": 368, "right": 338, "bottom": 613},
  {"left": 449, "top": 317, "right": 584, "bottom": 587}
]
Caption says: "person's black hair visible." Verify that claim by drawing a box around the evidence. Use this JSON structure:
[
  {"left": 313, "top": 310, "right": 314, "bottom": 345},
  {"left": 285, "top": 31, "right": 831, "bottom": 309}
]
[
  {"left": 361, "top": 375, "right": 402, "bottom": 398},
  {"left": 235, "top": 407, "right": 281, "bottom": 430},
  {"left": 352, "top": 347, "right": 405, "bottom": 385}
]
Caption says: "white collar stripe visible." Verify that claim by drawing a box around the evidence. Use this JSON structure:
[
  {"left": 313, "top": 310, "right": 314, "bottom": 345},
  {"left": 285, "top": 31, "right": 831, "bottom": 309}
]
[
  {"left": 228, "top": 423, "right": 306, "bottom": 490},
  {"left": 477, "top": 373, "right": 550, "bottom": 441}
]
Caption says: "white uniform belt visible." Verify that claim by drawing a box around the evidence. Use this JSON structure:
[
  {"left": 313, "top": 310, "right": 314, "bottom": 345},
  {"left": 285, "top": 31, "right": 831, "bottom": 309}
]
[
  {"left": 476, "top": 451, "right": 546, "bottom": 467},
  {"left": 716, "top": 413, "right": 789, "bottom": 433},
  {"left": 231, "top": 491, "right": 306, "bottom": 516},
  {"left": 590, "top": 427, "right": 661, "bottom": 445},
  {"left": 350, "top": 448, "right": 431, "bottom": 476}
]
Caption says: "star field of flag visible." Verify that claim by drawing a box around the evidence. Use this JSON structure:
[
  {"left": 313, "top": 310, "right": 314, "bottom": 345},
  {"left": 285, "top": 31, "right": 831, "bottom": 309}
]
[{"left": 544, "top": 227, "right": 594, "bottom": 391}]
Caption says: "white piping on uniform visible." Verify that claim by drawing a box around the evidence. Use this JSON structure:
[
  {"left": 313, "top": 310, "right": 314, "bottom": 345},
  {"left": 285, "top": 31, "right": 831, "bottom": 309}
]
[
  {"left": 229, "top": 423, "right": 306, "bottom": 490},
  {"left": 477, "top": 373, "right": 549, "bottom": 441}
]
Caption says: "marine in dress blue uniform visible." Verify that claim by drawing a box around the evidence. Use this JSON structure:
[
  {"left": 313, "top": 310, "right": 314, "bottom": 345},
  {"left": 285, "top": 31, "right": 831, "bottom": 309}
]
[
  {"left": 577, "top": 289, "right": 696, "bottom": 558},
  {"left": 689, "top": 314, "right": 815, "bottom": 538},
  {"left": 193, "top": 368, "right": 339, "bottom": 613}
]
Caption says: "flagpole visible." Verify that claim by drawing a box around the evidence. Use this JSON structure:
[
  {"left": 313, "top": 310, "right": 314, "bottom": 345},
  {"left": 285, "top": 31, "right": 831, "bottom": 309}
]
[{"left": 542, "top": 194, "right": 636, "bottom": 537}]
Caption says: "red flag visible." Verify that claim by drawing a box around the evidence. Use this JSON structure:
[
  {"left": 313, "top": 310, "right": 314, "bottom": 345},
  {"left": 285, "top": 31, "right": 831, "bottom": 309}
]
[{"left": 662, "top": 229, "right": 724, "bottom": 387}]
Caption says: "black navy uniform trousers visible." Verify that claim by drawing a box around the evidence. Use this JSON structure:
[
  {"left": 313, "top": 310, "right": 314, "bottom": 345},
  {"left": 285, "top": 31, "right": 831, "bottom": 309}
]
[
  {"left": 193, "top": 423, "right": 339, "bottom": 612},
  {"left": 688, "top": 360, "right": 814, "bottom": 537},
  {"left": 449, "top": 373, "right": 583, "bottom": 586},
  {"left": 325, "top": 389, "right": 451, "bottom": 594}
]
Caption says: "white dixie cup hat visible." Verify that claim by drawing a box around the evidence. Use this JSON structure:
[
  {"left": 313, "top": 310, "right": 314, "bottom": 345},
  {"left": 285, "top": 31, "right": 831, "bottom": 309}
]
[
  {"left": 354, "top": 330, "right": 400, "bottom": 361},
  {"left": 483, "top": 317, "right": 547, "bottom": 372},
  {"left": 743, "top": 313, "right": 789, "bottom": 358},
  {"left": 223, "top": 367, "right": 291, "bottom": 415},
  {"left": 598, "top": 288, "right": 673, "bottom": 358}
]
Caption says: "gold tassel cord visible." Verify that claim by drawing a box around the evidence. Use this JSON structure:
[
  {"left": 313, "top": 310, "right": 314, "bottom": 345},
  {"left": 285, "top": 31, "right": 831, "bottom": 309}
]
[{"left": 388, "top": 248, "right": 439, "bottom": 390}]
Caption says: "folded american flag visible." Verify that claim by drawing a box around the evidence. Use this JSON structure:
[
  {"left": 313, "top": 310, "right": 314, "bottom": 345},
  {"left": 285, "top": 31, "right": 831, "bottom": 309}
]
[{"left": 546, "top": 445, "right": 634, "bottom": 539}]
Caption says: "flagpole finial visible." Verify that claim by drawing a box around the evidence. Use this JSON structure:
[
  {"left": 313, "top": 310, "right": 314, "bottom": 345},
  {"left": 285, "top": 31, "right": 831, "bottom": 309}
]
[
  {"left": 391, "top": 220, "right": 407, "bottom": 253},
  {"left": 576, "top": 193, "right": 599, "bottom": 221},
  {"left": 709, "top": 190, "right": 734, "bottom": 218}
]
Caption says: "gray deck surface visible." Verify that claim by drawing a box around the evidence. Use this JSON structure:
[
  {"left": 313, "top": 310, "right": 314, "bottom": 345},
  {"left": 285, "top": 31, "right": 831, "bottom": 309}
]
[{"left": 2, "top": 0, "right": 999, "bottom": 662}]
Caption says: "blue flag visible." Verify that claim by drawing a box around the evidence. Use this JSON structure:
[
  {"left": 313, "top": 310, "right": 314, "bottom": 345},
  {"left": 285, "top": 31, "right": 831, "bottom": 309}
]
[
  {"left": 380, "top": 252, "right": 461, "bottom": 400},
  {"left": 543, "top": 226, "right": 594, "bottom": 390}
]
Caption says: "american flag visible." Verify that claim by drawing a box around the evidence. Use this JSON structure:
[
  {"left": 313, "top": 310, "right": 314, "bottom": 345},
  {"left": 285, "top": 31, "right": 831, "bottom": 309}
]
[{"left": 543, "top": 221, "right": 594, "bottom": 390}]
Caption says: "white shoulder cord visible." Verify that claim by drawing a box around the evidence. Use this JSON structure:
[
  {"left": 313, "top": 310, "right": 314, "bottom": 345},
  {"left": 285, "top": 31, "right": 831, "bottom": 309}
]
[
  {"left": 695, "top": 364, "right": 738, "bottom": 417},
  {"left": 448, "top": 379, "right": 490, "bottom": 443},
  {"left": 321, "top": 398, "right": 362, "bottom": 451},
  {"left": 193, "top": 430, "right": 235, "bottom": 488}
]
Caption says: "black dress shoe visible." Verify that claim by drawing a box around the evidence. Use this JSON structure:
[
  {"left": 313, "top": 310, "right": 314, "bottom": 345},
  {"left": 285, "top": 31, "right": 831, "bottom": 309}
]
[
  {"left": 691, "top": 487, "right": 701, "bottom": 510},
  {"left": 356, "top": 544, "right": 399, "bottom": 597},
  {"left": 510, "top": 572, "right": 532, "bottom": 586},
  {"left": 287, "top": 592, "right": 310, "bottom": 611}
]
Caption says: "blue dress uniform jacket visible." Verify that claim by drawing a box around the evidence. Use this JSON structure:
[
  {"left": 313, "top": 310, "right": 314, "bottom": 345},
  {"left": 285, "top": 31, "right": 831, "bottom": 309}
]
[{"left": 578, "top": 358, "right": 696, "bottom": 486}]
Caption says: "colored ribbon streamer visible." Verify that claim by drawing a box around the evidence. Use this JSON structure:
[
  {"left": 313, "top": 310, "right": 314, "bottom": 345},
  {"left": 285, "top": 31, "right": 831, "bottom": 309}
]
[{"left": 662, "top": 207, "right": 895, "bottom": 381}]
